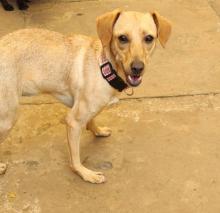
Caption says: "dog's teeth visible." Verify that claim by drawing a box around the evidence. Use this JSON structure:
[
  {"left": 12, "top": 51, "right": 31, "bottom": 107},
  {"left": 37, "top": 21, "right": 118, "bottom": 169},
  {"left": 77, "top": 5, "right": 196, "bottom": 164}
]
[
  {"left": 127, "top": 75, "right": 142, "bottom": 86},
  {"left": 128, "top": 75, "right": 132, "bottom": 81}
]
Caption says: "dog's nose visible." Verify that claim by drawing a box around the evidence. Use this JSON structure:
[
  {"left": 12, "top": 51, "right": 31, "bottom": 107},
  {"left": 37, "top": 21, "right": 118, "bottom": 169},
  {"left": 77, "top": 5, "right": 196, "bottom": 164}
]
[{"left": 130, "top": 60, "right": 144, "bottom": 75}]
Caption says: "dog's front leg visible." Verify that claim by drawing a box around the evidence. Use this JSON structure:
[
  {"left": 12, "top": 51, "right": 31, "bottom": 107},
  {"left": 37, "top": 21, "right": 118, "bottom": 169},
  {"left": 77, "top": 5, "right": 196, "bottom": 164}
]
[
  {"left": 66, "top": 100, "right": 106, "bottom": 184},
  {"left": 87, "top": 118, "right": 111, "bottom": 137}
]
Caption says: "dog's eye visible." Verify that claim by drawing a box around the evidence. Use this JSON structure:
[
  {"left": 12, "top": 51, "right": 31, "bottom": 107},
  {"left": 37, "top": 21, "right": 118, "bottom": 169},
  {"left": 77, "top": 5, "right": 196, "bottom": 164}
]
[
  {"left": 118, "top": 35, "right": 129, "bottom": 44},
  {"left": 144, "top": 35, "right": 154, "bottom": 43}
]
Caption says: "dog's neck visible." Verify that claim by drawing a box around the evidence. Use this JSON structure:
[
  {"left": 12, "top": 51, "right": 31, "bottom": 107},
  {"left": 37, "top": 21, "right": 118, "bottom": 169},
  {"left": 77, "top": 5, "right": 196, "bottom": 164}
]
[
  {"left": 102, "top": 46, "right": 128, "bottom": 80},
  {"left": 101, "top": 46, "right": 116, "bottom": 67},
  {"left": 99, "top": 46, "right": 128, "bottom": 92}
]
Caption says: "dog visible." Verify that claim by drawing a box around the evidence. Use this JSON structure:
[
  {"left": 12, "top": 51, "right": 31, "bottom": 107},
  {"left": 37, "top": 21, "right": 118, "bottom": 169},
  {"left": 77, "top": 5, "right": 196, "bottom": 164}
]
[
  {"left": 0, "top": 0, "right": 29, "bottom": 11},
  {"left": 0, "top": 9, "right": 171, "bottom": 183}
]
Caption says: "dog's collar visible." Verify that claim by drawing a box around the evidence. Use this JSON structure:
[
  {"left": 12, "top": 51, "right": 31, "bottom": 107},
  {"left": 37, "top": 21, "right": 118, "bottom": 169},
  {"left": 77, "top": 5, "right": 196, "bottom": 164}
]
[{"left": 99, "top": 53, "right": 128, "bottom": 92}]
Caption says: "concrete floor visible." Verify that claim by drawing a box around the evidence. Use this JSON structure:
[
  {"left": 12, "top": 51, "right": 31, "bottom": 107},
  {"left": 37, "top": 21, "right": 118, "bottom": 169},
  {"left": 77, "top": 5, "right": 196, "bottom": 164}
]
[{"left": 1, "top": 0, "right": 220, "bottom": 212}]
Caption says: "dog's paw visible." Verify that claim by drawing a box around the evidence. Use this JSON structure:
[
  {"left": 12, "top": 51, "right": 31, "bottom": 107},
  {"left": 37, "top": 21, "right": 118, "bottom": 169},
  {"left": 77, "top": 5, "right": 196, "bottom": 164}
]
[
  {"left": 94, "top": 127, "right": 112, "bottom": 137},
  {"left": 82, "top": 170, "right": 106, "bottom": 184},
  {"left": 3, "top": 3, "right": 14, "bottom": 11},
  {"left": 74, "top": 166, "right": 106, "bottom": 184},
  {"left": 0, "top": 163, "right": 7, "bottom": 175}
]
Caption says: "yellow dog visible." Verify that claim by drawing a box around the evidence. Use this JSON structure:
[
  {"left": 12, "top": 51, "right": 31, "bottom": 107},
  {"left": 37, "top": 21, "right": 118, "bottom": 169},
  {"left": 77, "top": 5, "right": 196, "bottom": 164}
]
[{"left": 0, "top": 9, "right": 171, "bottom": 183}]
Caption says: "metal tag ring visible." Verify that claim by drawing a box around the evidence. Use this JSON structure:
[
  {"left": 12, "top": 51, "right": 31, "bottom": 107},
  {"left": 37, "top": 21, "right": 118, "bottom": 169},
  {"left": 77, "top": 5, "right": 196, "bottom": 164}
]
[{"left": 124, "top": 87, "right": 134, "bottom": 96}]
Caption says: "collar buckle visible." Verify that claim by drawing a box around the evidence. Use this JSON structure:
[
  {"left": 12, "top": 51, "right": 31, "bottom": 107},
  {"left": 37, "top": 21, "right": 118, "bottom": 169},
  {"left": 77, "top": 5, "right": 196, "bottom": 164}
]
[{"left": 124, "top": 87, "right": 134, "bottom": 96}]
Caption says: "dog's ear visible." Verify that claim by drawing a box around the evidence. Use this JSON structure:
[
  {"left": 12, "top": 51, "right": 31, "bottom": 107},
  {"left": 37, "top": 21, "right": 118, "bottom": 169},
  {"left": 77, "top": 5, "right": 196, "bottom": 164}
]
[
  {"left": 151, "top": 11, "right": 172, "bottom": 48},
  {"left": 96, "top": 9, "right": 122, "bottom": 47}
]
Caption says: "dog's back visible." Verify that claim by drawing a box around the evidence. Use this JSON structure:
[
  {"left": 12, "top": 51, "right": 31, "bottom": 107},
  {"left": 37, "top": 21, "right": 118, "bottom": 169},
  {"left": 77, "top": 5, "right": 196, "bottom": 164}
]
[
  {"left": 0, "top": 28, "right": 100, "bottom": 141},
  {"left": 0, "top": 29, "right": 93, "bottom": 96}
]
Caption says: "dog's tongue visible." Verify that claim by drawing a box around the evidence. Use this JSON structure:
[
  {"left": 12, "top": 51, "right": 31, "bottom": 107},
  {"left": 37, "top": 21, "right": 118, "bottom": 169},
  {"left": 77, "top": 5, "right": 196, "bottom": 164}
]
[{"left": 127, "top": 75, "right": 142, "bottom": 86}]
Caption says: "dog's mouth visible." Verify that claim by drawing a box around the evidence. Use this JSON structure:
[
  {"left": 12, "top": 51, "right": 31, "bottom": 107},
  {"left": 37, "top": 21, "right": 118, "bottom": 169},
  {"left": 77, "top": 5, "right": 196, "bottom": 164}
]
[{"left": 126, "top": 74, "right": 142, "bottom": 87}]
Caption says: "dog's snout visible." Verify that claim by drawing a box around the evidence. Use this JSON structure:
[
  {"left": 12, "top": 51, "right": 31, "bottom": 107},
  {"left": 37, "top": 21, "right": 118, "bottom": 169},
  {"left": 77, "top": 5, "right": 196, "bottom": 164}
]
[{"left": 130, "top": 60, "right": 144, "bottom": 75}]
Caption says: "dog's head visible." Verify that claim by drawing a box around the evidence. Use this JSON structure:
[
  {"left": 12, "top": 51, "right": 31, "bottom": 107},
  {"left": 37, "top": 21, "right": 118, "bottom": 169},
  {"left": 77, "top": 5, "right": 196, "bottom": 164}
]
[{"left": 96, "top": 9, "right": 171, "bottom": 87}]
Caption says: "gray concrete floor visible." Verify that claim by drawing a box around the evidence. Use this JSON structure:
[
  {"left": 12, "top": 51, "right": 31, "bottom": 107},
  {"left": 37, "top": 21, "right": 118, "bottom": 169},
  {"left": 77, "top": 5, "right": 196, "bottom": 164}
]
[{"left": 1, "top": 0, "right": 220, "bottom": 212}]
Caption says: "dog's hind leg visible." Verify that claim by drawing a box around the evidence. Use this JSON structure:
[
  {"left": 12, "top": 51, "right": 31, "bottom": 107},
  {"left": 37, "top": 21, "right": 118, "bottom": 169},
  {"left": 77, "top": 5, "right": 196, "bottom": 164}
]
[
  {"left": 0, "top": 113, "right": 17, "bottom": 142},
  {"left": 0, "top": 110, "right": 18, "bottom": 142},
  {"left": 0, "top": 96, "right": 18, "bottom": 143},
  {"left": 0, "top": 93, "right": 18, "bottom": 175}
]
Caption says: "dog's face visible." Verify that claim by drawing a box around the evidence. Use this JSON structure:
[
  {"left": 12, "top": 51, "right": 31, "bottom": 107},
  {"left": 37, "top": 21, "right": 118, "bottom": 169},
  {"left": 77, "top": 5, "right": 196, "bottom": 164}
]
[{"left": 97, "top": 9, "right": 171, "bottom": 87}]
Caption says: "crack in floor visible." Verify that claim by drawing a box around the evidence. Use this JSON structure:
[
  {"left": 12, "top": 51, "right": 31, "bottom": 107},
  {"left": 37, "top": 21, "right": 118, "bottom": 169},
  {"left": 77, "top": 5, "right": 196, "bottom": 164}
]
[
  {"left": 121, "top": 92, "right": 220, "bottom": 101},
  {"left": 20, "top": 92, "right": 220, "bottom": 105},
  {"left": 207, "top": 0, "right": 220, "bottom": 18}
]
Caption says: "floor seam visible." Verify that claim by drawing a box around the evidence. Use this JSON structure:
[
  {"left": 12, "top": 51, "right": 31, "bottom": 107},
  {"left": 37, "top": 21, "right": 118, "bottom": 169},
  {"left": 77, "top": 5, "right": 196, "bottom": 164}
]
[{"left": 20, "top": 92, "right": 220, "bottom": 105}]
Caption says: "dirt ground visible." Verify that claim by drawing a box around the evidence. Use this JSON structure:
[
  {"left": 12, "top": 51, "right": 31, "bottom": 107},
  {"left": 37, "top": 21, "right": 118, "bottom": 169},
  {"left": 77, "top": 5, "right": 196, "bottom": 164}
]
[{"left": 1, "top": 0, "right": 220, "bottom": 212}]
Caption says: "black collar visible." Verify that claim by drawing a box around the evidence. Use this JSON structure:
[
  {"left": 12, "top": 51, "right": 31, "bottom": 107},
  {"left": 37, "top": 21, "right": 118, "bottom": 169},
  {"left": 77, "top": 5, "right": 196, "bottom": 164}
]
[{"left": 100, "top": 61, "right": 128, "bottom": 92}]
